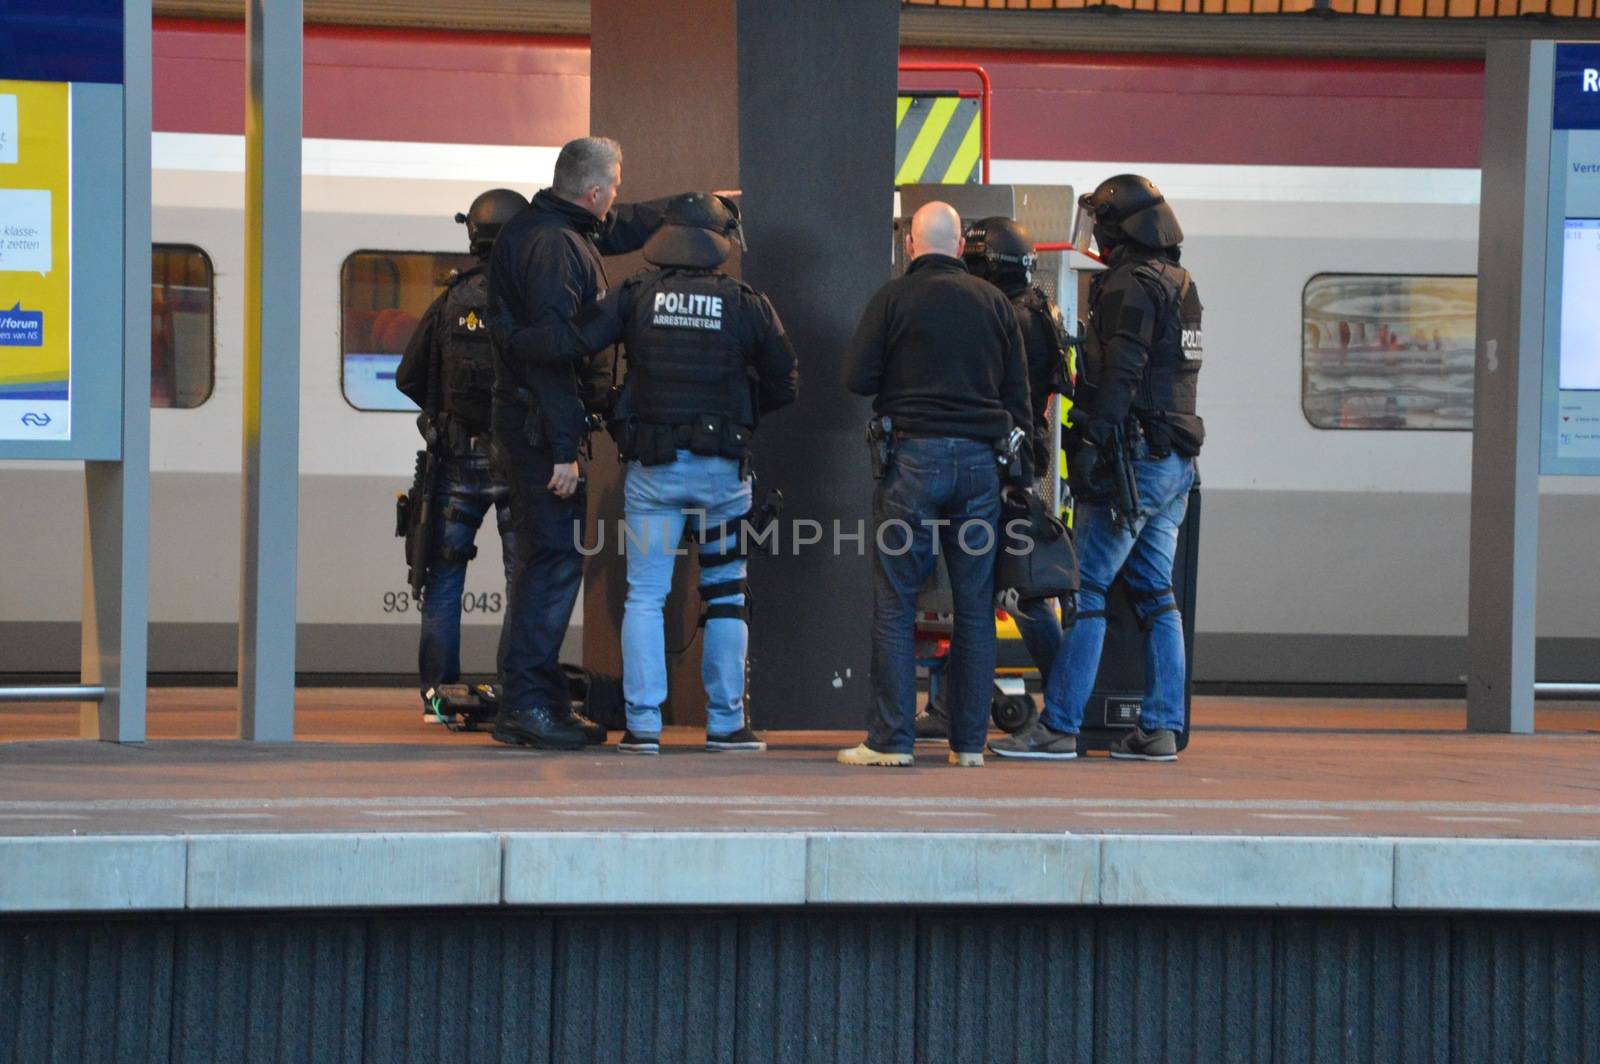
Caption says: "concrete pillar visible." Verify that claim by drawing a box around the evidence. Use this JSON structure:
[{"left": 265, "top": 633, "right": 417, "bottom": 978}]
[{"left": 587, "top": 0, "right": 898, "bottom": 728}]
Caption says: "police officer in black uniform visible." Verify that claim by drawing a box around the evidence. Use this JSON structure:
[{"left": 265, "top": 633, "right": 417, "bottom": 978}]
[
  {"left": 993, "top": 174, "right": 1204, "bottom": 763},
  {"left": 395, "top": 188, "right": 527, "bottom": 720},
  {"left": 485, "top": 136, "right": 676, "bottom": 751},
  {"left": 916, "top": 215, "right": 1075, "bottom": 744},
  {"left": 567, "top": 192, "right": 798, "bottom": 754}
]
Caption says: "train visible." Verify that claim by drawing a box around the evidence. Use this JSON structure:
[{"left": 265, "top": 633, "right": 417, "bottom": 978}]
[{"left": 3, "top": 19, "right": 1595, "bottom": 688}]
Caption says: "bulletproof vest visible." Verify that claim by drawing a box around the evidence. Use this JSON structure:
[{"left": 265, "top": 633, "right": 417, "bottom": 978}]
[
  {"left": 616, "top": 269, "right": 754, "bottom": 464},
  {"left": 1014, "top": 285, "right": 1072, "bottom": 398},
  {"left": 1086, "top": 256, "right": 1204, "bottom": 456},
  {"left": 437, "top": 265, "right": 495, "bottom": 437}
]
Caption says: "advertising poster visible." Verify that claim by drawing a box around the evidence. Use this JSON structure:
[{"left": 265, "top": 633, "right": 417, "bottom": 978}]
[{"left": 0, "top": 79, "right": 71, "bottom": 441}]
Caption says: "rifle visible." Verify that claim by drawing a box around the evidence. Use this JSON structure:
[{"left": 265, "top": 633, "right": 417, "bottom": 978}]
[
  {"left": 1106, "top": 421, "right": 1141, "bottom": 534},
  {"left": 396, "top": 441, "right": 441, "bottom": 600}
]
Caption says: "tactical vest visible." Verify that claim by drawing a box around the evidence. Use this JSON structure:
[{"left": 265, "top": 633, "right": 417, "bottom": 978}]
[
  {"left": 1086, "top": 256, "right": 1205, "bottom": 457},
  {"left": 1014, "top": 284, "right": 1073, "bottom": 398},
  {"left": 614, "top": 269, "right": 755, "bottom": 465},
  {"left": 437, "top": 265, "right": 495, "bottom": 439}
]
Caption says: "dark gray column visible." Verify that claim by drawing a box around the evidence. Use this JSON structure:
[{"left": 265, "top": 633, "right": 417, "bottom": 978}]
[
  {"left": 587, "top": 0, "right": 897, "bottom": 728},
  {"left": 1466, "top": 40, "right": 1551, "bottom": 734}
]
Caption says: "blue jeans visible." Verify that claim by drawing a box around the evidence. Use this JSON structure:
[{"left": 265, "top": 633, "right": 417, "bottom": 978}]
[
  {"left": 491, "top": 400, "right": 587, "bottom": 712},
  {"left": 869, "top": 437, "right": 1001, "bottom": 755},
  {"left": 1043, "top": 451, "right": 1195, "bottom": 735},
  {"left": 418, "top": 453, "right": 516, "bottom": 700},
  {"left": 622, "top": 451, "right": 753, "bottom": 737},
  {"left": 1012, "top": 594, "right": 1066, "bottom": 678}
]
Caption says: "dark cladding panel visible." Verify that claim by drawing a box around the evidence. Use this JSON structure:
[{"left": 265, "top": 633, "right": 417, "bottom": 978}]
[
  {"left": 172, "top": 917, "right": 365, "bottom": 1064},
  {"left": 0, "top": 919, "right": 175, "bottom": 1064},
  {"left": 552, "top": 913, "right": 738, "bottom": 1064},
  {"left": 363, "top": 915, "right": 555, "bottom": 1064},
  {"left": 1452, "top": 918, "right": 1600, "bottom": 1064},
  {"left": 736, "top": 912, "right": 917, "bottom": 1064},
  {"left": 916, "top": 912, "right": 1094, "bottom": 1064},
  {"left": 736, "top": 0, "right": 898, "bottom": 729}
]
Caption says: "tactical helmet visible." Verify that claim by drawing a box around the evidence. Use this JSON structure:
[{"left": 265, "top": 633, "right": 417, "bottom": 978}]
[
  {"left": 1077, "top": 174, "right": 1183, "bottom": 252},
  {"left": 962, "top": 216, "right": 1036, "bottom": 284},
  {"left": 456, "top": 188, "right": 528, "bottom": 256},
  {"left": 642, "top": 192, "right": 742, "bottom": 269}
]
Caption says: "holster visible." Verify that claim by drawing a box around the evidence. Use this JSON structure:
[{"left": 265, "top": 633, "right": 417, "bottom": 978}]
[{"left": 865, "top": 415, "right": 893, "bottom": 480}]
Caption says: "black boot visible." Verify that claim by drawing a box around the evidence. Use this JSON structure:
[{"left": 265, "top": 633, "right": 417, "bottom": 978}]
[
  {"left": 560, "top": 708, "right": 609, "bottom": 746},
  {"left": 490, "top": 705, "right": 587, "bottom": 750}
]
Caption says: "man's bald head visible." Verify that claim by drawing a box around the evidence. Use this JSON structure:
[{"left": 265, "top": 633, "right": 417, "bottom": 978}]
[{"left": 907, "top": 201, "right": 964, "bottom": 262}]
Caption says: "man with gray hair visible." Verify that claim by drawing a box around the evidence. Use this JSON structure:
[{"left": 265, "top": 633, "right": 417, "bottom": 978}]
[
  {"left": 838, "top": 201, "right": 1032, "bottom": 768},
  {"left": 485, "top": 135, "right": 676, "bottom": 750}
]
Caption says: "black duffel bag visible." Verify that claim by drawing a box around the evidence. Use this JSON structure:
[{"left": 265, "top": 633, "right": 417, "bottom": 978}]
[{"left": 994, "top": 489, "right": 1079, "bottom": 602}]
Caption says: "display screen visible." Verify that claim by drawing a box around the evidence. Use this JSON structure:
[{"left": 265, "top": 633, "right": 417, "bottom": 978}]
[{"left": 1561, "top": 218, "right": 1600, "bottom": 391}]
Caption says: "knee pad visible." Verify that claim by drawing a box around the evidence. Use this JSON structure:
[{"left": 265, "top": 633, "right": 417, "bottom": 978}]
[
  {"left": 698, "top": 578, "right": 750, "bottom": 624},
  {"left": 1134, "top": 585, "right": 1180, "bottom": 632}
]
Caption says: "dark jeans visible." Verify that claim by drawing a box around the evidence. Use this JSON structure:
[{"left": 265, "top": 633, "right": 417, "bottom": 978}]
[
  {"left": 869, "top": 436, "right": 1001, "bottom": 755},
  {"left": 418, "top": 453, "right": 516, "bottom": 701},
  {"left": 491, "top": 401, "right": 586, "bottom": 712}
]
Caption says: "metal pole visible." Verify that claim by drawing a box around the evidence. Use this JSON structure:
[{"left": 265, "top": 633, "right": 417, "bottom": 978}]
[
  {"left": 1465, "top": 40, "right": 1551, "bottom": 734},
  {"left": 238, "top": 0, "right": 302, "bottom": 741},
  {"left": 1535, "top": 683, "right": 1600, "bottom": 697},
  {"left": 1, "top": 686, "right": 108, "bottom": 704},
  {"left": 80, "top": 0, "right": 152, "bottom": 742}
]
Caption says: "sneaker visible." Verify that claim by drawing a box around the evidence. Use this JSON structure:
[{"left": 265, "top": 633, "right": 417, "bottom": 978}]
[
  {"left": 948, "top": 750, "right": 984, "bottom": 768},
  {"left": 987, "top": 721, "right": 1078, "bottom": 760},
  {"left": 914, "top": 709, "right": 950, "bottom": 745},
  {"left": 706, "top": 726, "right": 766, "bottom": 752},
  {"left": 1109, "top": 727, "right": 1179, "bottom": 761},
  {"left": 836, "top": 743, "right": 913, "bottom": 767},
  {"left": 617, "top": 730, "right": 661, "bottom": 755},
  {"left": 559, "top": 708, "right": 609, "bottom": 746}
]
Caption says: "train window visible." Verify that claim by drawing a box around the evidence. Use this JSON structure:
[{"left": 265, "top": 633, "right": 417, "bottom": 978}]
[
  {"left": 340, "top": 250, "right": 476, "bottom": 412},
  {"left": 151, "top": 244, "right": 215, "bottom": 408},
  {"left": 1302, "top": 274, "right": 1476, "bottom": 431}
]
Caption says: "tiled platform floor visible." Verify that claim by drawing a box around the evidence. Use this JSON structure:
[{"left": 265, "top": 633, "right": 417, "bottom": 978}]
[{"left": 2, "top": 689, "right": 1597, "bottom": 840}]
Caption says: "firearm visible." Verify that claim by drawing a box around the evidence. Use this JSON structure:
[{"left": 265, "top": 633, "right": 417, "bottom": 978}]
[
  {"left": 1106, "top": 421, "right": 1141, "bottom": 534},
  {"left": 396, "top": 443, "right": 441, "bottom": 600},
  {"left": 747, "top": 487, "right": 784, "bottom": 555},
  {"left": 865, "top": 415, "right": 893, "bottom": 480}
]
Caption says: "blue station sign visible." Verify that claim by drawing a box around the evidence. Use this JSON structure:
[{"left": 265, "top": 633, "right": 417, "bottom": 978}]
[{"left": 1555, "top": 43, "right": 1600, "bottom": 131}]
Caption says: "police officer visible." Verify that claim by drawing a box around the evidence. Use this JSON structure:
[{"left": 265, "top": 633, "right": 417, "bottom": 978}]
[
  {"left": 915, "top": 215, "right": 1074, "bottom": 745},
  {"left": 992, "top": 174, "right": 1204, "bottom": 762},
  {"left": 395, "top": 188, "right": 526, "bottom": 720},
  {"left": 486, "top": 136, "right": 677, "bottom": 751},
  {"left": 839, "top": 200, "right": 1032, "bottom": 768},
  {"left": 568, "top": 193, "right": 798, "bottom": 754}
]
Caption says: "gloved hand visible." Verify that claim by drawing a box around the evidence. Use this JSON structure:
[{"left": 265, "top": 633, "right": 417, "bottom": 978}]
[{"left": 1001, "top": 484, "right": 1033, "bottom": 513}]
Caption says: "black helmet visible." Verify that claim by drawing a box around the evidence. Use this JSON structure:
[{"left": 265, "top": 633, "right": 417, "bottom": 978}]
[
  {"left": 962, "top": 216, "right": 1035, "bottom": 284},
  {"left": 1077, "top": 174, "right": 1183, "bottom": 252},
  {"left": 456, "top": 188, "right": 528, "bottom": 256},
  {"left": 642, "top": 192, "right": 742, "bottom": 269}
]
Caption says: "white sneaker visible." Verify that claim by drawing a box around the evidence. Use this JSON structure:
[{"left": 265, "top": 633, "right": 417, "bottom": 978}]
[{"left": 948, "top": 750, "right": 984, "bottom": 768}]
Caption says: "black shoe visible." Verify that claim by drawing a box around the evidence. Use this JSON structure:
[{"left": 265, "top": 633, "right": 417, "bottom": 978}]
[
  {"left": 618, "top": 730, "right": 660, "bottom": 755},
  {"left": 560, "top": 708, "right": 609, "bottom": 746},
  {"left": 490, "top": 706, "right": 586, "bottom": 750},
  {"left": 1109, "top": 727, "right": 1179, "bottom": 762},
  {"left": 914, "top": 708, "right": 950, "bottom": 744},
  {"left": 706, "top": 726, "right": 766, "bottom": 752}
]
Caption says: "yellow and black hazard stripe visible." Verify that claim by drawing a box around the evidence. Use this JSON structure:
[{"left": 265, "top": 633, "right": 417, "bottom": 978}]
[{"left": 895, "top": 94, "right": 982, "bottom": 185}]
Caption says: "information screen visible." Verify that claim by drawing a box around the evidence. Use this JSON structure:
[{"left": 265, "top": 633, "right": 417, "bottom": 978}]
[{"left": 1561, "top": 219, "right": 1600, "bottom": 391}]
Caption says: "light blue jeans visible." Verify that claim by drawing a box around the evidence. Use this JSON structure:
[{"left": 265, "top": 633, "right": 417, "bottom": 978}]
[
  {"left": 1043, "top": 451, "right": 1195, "bottom": 735},
  {"left": 622, "top": 450, "right": 753, "bottom": 736}
]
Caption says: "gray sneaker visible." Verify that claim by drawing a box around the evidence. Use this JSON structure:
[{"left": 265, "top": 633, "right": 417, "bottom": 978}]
[
  {"left": 987, "top": 721, "right": 1077, "bottom": 760},
  {"left": 1109, "top": 727, "right": 1179, "bottom": 762}
]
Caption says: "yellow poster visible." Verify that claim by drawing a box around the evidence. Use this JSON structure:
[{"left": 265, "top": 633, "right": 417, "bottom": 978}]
[{"left": 0, "top": 79, "right": 71, "bottom": 441}]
